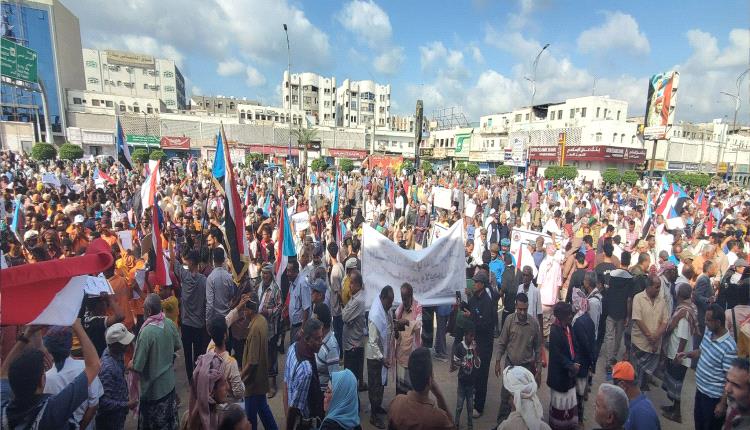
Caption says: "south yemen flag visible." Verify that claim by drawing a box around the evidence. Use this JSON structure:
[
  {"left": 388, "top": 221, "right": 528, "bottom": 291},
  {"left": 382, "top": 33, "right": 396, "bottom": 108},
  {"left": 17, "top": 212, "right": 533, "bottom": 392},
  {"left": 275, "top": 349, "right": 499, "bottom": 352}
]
[
  {"left": 1, "top": 239, "right": 114, "bottom": 325},
  {"left": 212, "top": 125, "right": 247, "bottom": 281},
  {"left": 116, "top": 116, "right": 133, "bottom": 170},
  {"left": 274, "top": 198, "right": 297, "bottom": 286}
]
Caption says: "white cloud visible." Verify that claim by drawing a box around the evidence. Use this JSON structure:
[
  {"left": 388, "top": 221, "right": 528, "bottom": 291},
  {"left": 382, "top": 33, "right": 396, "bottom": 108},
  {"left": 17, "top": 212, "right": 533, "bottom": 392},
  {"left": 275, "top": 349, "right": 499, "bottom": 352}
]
[
  {"left": 216, "top": 59, "right": 245, "bottom": 77},
  {"left": 337, "top": 0, "right": 392, "bottom": 48},
  {"left": 469, "top": 45, "right": 484, "bottom": 63},
  {"left": 420, "top": 41, "right": 468, "bottom": 80},
  {"left": 245, "top": 66, "right": 266, "bottom": 87},
  {"left": 577, "top": 11, "right": 650, "bottom": 56},
  {"left": 508, "top": 0, "right": 536, "bottom": 29},
  {"left": 374, "top": 47, "right": 405, "bottom": 75},
  {"left": 190, "top": 86, "right": 203, "bottom": 96}
]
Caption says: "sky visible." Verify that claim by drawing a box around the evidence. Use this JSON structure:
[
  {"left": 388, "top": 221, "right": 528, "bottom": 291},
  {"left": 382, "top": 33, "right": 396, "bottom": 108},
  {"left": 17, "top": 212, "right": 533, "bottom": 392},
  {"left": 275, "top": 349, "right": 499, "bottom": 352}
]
[{"left": 64, "top": 0, "right": 750, "bottom": 124}]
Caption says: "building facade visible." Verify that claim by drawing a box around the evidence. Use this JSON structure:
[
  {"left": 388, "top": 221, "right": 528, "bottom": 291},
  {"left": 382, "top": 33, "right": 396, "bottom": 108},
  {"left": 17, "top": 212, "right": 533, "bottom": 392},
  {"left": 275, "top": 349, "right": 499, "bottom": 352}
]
[
  {"left": 281, "top": 71, "right": 337, "bottom": 126},
  {"left": 1, "top": 0, "right": 84, "bottom": 143},
  {"left": 336, "top": 79, "right": 390, "bottom": 129},
  {"left": 83, "top": 48, "right": 186, "bottom": 110}
]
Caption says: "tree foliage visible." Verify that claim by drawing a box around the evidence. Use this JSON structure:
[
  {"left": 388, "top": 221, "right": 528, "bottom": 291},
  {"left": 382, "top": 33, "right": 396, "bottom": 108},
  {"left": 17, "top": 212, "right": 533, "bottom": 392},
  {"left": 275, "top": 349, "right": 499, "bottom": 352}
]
[
  {"left": 495, "top": 165, "right": 513, "bottom": 178},
  {"left": 58, "top": 143, "right": 84, "bottom": 160},
  {"left": 400, "top": 159, "right": 415, "bottom": 175},
  {"left": 602, "top": 168, "right": 621, "bottom": 184},
  {"left": 464, "top": 162, "right": 480, "bottom": 177},
  {"left": 338, "top": 158, "right": 355, "bottom": 173},
  {"left": 544, "top": 165, "right": 578, "bottom": 180},
  {"left": 292, "top": 127, "right": 319, "bottom": 148},
  {"left": 148, "top": 150, "right": 166, "bottom": 161},
  {"left": 31, "top": 142, "right": 57, "bottom": 161},
  {"left": 420, "top": 160, "right": 433, "bottom": 174},
  {"left": 621, "top": 170, "right": 639, "bottom": 186},
  {"left": 131, "top": 148, "right": 149, "bottom": 163},
  {"left": 245, "top": 152, "right": 264, "bottom": 164},
  {"left": 666, "top": 172, "right": 712, "bottom": 188},
  {"left": 311, "top": 158, "right": 329, "bottom": 172}
]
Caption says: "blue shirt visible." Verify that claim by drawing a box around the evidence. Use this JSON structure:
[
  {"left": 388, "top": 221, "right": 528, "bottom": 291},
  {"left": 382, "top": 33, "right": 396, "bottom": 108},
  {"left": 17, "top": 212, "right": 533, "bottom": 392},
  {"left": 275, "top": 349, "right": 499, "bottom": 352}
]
[
  {"left": 625, "top": 393, "right": 660, "bottom": 430},
  {"left": 489, "top": 257, "right": 504, "bottom": 284},
  {"left": 289, "top": 266, "right": 313, "bottom": 325},
  {"left": 284, "top": 343, "right": 314, "bottom": 417},
  {"left": 98, "top": 348, "right": 129, "bottom": 413},
  {"left": 2, "top": 371, "right": 88, "bottom": 429},
  {"left": 696, "top": 329, "right": 737, "bottom": 398}
]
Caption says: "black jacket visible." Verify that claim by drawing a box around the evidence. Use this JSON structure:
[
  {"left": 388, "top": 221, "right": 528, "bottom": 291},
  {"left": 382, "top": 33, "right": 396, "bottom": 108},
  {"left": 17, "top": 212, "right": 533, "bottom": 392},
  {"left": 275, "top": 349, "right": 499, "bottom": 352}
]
[
  {"left": 469, "top": 289, "right": 496, "bottom": 344},
  {"left": 547, "top": 323, "right": 577, "bottom": 392},
  {"left": 572, "top": 313, "right": 597, "bottom": 377}
]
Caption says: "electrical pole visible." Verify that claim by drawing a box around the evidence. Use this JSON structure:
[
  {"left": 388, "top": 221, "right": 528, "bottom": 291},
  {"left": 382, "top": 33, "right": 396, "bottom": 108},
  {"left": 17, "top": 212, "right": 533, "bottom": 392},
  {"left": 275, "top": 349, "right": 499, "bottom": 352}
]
[{"left": 283, "top": 24, "right": 293, "bottom": 169}]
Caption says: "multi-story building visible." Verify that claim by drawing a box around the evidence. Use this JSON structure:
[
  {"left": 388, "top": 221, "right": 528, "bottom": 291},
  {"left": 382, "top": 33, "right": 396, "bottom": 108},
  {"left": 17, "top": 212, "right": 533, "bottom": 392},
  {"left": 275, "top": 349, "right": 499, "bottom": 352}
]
[
  {"left": 1, "top": 0, "right": 85, "bottom": 144},
  {"left": 336, "top": 79, "right": 390, "bottom": 129},
  {"left": 83, "top": 48, "right": 186, "bottom": 110},
  {"left": 189, "top": 95, "right": 252, "bottom": 116},
  {"left": 281, "top": 72, "right": 336, "bottom": 126}
]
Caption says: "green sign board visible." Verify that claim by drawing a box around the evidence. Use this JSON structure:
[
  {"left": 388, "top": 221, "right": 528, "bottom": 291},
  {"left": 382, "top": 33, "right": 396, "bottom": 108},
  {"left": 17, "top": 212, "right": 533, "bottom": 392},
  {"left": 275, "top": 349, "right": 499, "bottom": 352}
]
[
  {"left": 126, "top": 134, "right": 159, "bottom": 146},
  {"left": 1, "top": 38, "right": 38, "bottom": 83},
  {"left": 455, "top": 133, "right": 471, "bottom": 157}
]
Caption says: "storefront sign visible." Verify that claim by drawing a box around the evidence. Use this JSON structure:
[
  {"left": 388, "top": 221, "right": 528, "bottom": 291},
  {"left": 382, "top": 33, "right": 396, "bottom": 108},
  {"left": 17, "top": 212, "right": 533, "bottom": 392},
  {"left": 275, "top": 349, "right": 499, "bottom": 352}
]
[
  {"left": 298, "top": 141, "right": 321, "bottom": 151},
  {"left": 106, "top": 50, "right": 155, "bottom": 68},
  {"left": 529, "top": 145, "right": 647, "bottom": 164},
  {"left": 667, "top": 161, "right": 699, "bottom": 171},
  {"left": 363, "top": 154, "right": 403, "bottom": 171},
  {"left": 328, "top": 148, "right": 368, "bottom": 160},
  {"left": 126, "top": 134, "right": 159, "bottom": 146},
  {"left": 160, "top": 136, "right": 191, "bottom": 150},
  {"left": 648, "top": 160, "right": 667, "bottom": 170},
  {"left": 420, "top": 148, "right": 434, "bottom": 157},
  {"left": 245, "top": 145, "right": 299, "bottom": 156},
  {"left": 432, "top": 147, "right": 447, "bottom": 159}
]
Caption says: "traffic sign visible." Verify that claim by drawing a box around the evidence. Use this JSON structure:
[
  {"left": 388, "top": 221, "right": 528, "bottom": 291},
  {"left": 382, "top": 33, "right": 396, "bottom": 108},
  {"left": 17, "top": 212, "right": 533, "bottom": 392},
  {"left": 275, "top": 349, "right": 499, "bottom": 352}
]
[{"left": 1, "top": 38, "right": 38, "bottom": 83}]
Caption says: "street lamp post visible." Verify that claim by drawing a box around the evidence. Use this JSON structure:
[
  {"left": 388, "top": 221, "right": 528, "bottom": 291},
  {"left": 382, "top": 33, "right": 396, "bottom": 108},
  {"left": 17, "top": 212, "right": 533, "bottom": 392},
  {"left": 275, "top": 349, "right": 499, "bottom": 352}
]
[
  {"left": 283, "top": 24, "right": 293, "bottom": 171},
  {"left": 524, "top": 43, "right": 549, "bottom": 175},
  {"left": 719, "top": 67, "right": 750, "bottom": 178}
]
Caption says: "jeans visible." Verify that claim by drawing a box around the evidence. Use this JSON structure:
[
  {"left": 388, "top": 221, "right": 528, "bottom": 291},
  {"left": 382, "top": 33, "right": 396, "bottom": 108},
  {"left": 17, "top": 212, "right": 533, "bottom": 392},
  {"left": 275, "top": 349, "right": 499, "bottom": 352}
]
[
  {"left": 268, "top": 334, "right": 279, "bottom": 377},
  {"left": 694, "top": 390, "right": 724, "bottom": 430},
  {"left": 434, "top": 314, "right": 449, "bottom": 356},
  {"left": 333, "top": 316, "right": 344, "bottom": 359},
  {"left": 473, "top": 339, "right": 493, "bottom": 413},
  {"left": 181, "top": 324, "right": 208, "bottom": 382},
  {"left": 245, "top": 394, "right": 278, "bottom": 430},
  {"left": 344, "top": 347, "right": 365, "bottom": 387},
  {"left": 603, "top": 317, "right": 626, "bottom": 366},
  {"left": 367, "top": 358, "right": 384, "bottom": 414},
  {"left": 455, "top": 383, "right": 474, "bottom": 430}
]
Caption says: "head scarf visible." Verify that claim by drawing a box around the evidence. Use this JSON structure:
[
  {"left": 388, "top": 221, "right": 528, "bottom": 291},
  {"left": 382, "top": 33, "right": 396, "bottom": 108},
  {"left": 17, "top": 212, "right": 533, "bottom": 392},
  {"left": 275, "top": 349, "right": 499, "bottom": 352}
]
[
  {"left": 658, "top": 261, "right": 676, "bottom": 276},
  {"left": 503, "top": 366, "right": 544, "bottom": 430},
  {"left": 571, "top": 288, "right": 589, "bottom": 323},
  {"left": 188, "top": 351, "right": 226, "bottom": 430},
  {"left": 321, "top": 369, "right": 360, "bottom": 428}
]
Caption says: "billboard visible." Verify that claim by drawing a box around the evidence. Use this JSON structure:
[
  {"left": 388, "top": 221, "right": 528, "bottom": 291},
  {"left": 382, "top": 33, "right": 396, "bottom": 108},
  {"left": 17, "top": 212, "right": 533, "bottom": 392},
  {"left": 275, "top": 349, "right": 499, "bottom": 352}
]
[
  {"left": 507, "top": 136, "right": 527, "bottom": 167},
  {"left": 106, "top": 50, "right": 156, "bottom": 68},
  {"left": 160, "top": 136, "right": 191, "bottom": 150},
  {"left": 643, "top": 71, "right": 679, "bottom": 139},
  {"left": 1, "top": 38, "right": 38, "bottom": 83}
]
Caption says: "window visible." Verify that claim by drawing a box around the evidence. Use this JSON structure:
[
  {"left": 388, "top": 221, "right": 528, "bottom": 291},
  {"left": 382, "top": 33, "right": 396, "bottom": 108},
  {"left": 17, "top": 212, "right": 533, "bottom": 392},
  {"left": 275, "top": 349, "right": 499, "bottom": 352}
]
[
  {"left": 570, "top": 109, "right": 575, "bottom": 119},
  {"left": 73, "top": 97, "right": 82, "bottom": 105},
  {"left": 166, "top": 100, "right": 176, "bottom": 106},
  {"left": 620, "top": 134, "right": 624, "bottom": 144},
  {"left": 87, "top": 77, "right": 99, "bottom": 84},
  {"left": 525, "top": 113, "right": 530, "bottom": 121},
  {"left": 617, "top": 110, "right": 621, "bottom": 121},
  {"left": 163, "top": 71, "right": 174, "bottom": 78},
  {"left": 147, "top": 105, "right": 153, "bottom": 114},
  {"left": 91, "top": 99, "right": 100, "bottom": 106},
  {"left": 133, "top": 106, "right": 140, "bottom": 113},
  {"left": 352, "top": 116, "right": 357, "bottom": 123},
  {"left": 581, "top": 107, "right": 587, "bottom": 118},
  {"left": 612, "top": 133, "right": 617, "bottom": 143},
  {"left": 217, "top": 103, "right": 223, "bottom": 109},
  {"left": 164, "top": 86, "right": 175, "bottom": 92},
  {"left": 596, "top": 107, "right": 600, "bottom": 118},
  {"left": 351, "top": 102, "right": 357, "bottom": 109},
  {"left": 595, "top": 132, "right": 602, "bottom": 142},
  {"left": 631, "top": 135, "right": 636, "bottom": 144},
  {"left": 125, "top": 67, "right": 133, "bottom": 73},
  {"left": 604, "top": 108, "right": 608, "bottom": 119},
  {"left": 116, "top": 80, "right": 122, "bottom": 87},
  {"left": 105, "top": 100, "right": 113, "bottom": 108},
  {"left": 515, "top": 114, "right": 522, "bottom": 122},
  {"left": 557, "top": 110, "right": 563, "bottom": 120},
  {"left": 108, "top": 65, "right": 120, "bottom": 72},
  {"left": 119, "top": 103, "right": 126, "bottom": 112},
  {"left": 85, "top": 60, "right": 98, "bottom": 68}
]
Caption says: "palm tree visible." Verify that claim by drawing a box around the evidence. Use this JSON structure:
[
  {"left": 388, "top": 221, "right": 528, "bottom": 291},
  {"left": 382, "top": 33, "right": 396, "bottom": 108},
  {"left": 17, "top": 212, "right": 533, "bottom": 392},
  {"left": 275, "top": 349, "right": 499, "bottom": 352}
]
[{"left": 292, "top": 127, "right": 319, "bottom": 185}]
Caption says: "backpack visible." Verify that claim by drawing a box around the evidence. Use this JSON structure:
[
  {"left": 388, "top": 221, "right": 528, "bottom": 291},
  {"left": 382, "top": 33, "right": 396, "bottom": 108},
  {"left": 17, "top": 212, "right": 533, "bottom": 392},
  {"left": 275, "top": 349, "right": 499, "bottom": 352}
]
[{"left": 1, "top": 398, "right": 49, "bottom": 430}]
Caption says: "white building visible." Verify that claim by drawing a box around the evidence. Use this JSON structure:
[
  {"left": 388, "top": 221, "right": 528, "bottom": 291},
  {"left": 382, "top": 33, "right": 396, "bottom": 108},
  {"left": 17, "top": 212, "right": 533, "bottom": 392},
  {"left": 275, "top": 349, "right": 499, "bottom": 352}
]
[
  {"left": 281, "top": 72, "right": 337, "bottom": 126},
  {"left": 336, "top": 79, "right": 391, "bottom": 129},
  {"left": 82, "top": 48, "right": 187, "bottom": 110},
  {"left": 237, "top": 102, "right": 306, "bottom": 127}
]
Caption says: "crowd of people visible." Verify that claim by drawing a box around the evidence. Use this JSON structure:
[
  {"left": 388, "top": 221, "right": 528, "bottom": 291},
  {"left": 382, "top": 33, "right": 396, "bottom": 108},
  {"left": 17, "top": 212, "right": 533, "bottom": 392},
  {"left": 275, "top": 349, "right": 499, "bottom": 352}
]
[{"left": 2, "top": 147, "right": 750, "bottom": 430}]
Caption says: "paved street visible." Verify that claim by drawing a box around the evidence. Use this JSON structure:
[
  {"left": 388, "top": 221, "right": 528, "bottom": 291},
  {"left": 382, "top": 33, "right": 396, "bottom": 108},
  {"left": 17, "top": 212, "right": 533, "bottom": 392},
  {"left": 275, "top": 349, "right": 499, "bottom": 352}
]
[{"left": 127, "top": 333, "right": 696, "bottom": 429}]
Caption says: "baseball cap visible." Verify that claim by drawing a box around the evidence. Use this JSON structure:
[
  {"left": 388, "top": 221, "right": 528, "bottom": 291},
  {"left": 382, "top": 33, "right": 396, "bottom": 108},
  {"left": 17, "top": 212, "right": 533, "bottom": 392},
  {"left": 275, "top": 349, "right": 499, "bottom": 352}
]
[
  {"left": 73, "top": 214, "right": 85, "bottom": 224},
  {"left": 612, "top": 361, "right": 635, "bottom": 382},
  {"left": 500, "top": 238, "right": 511, "bottom": 247},
  {"left": 310, "top": 278, "right": 327, "bottom": 294},
  {"left": 106, "top": 323, "right": 135, "bottom": 345},
  {"left": 345, "top": 258, "right": 358, "bottom": 270},
  {"left": 472, "top": 271, "right": 489, "bottom": 285}
]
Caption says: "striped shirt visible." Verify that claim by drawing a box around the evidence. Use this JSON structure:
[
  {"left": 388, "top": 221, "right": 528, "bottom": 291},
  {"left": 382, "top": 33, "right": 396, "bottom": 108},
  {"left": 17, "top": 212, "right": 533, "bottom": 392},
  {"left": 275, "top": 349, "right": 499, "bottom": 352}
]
[
  {"left": 315, "top": 331, "right": 340, "bottom": 392},
  {"left": 284, "top": 343, "right": 313, "bottom": 417},
  {"left": 696, "top": 329, "right": 737, "bottom": 398}
]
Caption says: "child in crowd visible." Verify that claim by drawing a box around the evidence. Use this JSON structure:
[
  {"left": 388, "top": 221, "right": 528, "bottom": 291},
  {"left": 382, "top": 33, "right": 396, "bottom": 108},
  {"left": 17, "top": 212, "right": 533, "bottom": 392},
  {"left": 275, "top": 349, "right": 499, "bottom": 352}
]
[{"left": 451, "top": 321, "right": 480, "bottom": 430}]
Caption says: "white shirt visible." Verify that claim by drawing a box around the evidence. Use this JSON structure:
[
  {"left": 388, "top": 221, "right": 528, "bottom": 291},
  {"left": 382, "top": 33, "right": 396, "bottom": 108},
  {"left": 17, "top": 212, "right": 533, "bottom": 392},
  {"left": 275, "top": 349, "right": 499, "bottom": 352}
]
[
  {"left": 666, "top": 317, "right": 693, "bottom": 366},
  {"left": 728, "top": 251, "right": 739, "bottom": 267},
  {"left": 44, "top": 357, "right": 103, "bottom": 430},
  {"left": 516, "top": 282, "right": 543, "bottom": 317}
]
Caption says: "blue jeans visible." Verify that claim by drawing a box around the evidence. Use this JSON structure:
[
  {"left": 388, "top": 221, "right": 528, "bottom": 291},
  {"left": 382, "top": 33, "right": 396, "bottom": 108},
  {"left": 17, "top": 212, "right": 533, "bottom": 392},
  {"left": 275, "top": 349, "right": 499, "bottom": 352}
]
[
  {"left": 455, "top": 383, "right": 474, "bottom": 430},
  {"left": 245, "top": 395, "right": 278, "bottom": 430}
]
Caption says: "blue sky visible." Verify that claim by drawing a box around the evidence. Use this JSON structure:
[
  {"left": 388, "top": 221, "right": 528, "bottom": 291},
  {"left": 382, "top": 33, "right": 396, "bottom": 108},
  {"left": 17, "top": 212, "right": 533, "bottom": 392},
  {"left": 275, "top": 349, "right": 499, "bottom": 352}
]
[{"left": 66, "top": 0, "right": 749, "bottom": 123}]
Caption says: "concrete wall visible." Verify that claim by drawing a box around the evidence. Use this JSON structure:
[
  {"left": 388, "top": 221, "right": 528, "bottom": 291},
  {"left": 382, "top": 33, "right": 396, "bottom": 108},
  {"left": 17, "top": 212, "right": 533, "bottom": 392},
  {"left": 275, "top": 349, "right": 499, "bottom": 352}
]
[{"left": 0, "top": 121, "right": 36, "bottom": 153}]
